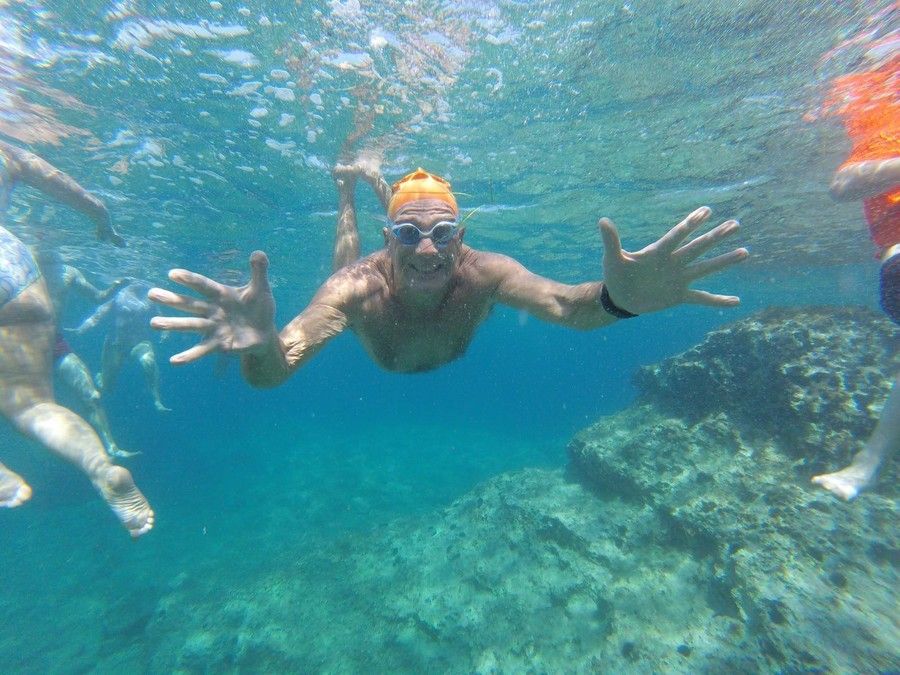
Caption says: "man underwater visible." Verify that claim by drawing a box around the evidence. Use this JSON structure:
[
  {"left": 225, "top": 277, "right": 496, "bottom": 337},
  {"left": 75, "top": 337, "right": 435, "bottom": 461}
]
[{"left": 150, "top": 165, "right": 747, "bottom": 386}]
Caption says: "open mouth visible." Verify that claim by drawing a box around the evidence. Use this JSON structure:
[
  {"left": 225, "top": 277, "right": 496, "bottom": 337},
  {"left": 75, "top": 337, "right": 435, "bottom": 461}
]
[{"left": 410, "top": 261, "right": 445, "bottom": 277}]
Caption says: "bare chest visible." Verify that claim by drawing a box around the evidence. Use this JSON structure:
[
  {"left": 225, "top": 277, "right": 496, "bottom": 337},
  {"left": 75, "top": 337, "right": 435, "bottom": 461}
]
[{"left": 355, "top": 295, "right": 491, "bottom": 373}]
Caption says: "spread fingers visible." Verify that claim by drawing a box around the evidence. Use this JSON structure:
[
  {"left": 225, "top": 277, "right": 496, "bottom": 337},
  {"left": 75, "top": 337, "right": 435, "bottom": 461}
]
[
  {"left": 684, "top": 289, "right": 741, "bottom": 307},
  {"left": 167, "top": 268, "right": 230, "bottom": 299},
  {"left": 150, "top": 316, "right": 215, "bottom": 332},
  {"left": 685, "top": 248, "right": 748, "bottom": 281},
  {"left": 673, "top": 220, "right": 740, "bottom": 262},
  {"left": 148, "top": 288, "right": 212, "bottom": 315},
  {"left": 169, "top": 340, "right": 220, "bottom": 365}
]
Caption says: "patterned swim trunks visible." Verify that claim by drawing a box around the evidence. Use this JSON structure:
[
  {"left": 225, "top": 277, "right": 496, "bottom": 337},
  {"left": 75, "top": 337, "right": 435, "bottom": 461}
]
[{"left": 0, "top": 225, "right": 40, "bottom": 308}]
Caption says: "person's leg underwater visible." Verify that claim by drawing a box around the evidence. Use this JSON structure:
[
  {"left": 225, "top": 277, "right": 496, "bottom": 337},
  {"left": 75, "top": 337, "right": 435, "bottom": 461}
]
[
  {"left": 331, "top": 164, "right": 362, "bottom": 272},
  {"left": 131, "top": 341, "right": 170, "bottom": 412},
  {"left": 96, "top": 332, "right": 124, "bottom": 393},
  {"left": 0, "top": 260, "right": 153, "bottom": 536},
  {"left": 56, "top": 348, "right": 136, "bottom": 457},
  {"left": 813, "top": 56, "right": 900, "bottom": 499},
  {"left": 813, "top": 372, "right": 900, "bottom": 500}
]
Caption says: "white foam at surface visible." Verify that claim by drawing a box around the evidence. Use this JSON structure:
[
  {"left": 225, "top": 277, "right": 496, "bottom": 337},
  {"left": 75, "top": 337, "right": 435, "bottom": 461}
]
[
  {"left": 198, "top": 72, "right": 229, "bottom": 84},
  {"left": 206, "top": 48, "right": 259, "bottom": 67},
  {"left": 265, "top": 138, "right": 296, "bottom": 153},
  {"left": 228, "top": 81, "right": 262, "bottom": 96},
  {"left": 113, "top": 19, "right": 249, "bottom": 51},
  {"left": 273, "top": 87, "right": 295, "bottom": 102}
]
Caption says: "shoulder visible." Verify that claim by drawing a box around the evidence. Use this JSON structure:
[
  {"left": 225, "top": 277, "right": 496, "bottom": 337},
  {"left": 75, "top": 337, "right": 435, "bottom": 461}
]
[
  {"left": 313, "top": 252, "right": 390, "bottom": 305},
  {"left": 457, "top": 246, "right": 528, "bottom": 288}
]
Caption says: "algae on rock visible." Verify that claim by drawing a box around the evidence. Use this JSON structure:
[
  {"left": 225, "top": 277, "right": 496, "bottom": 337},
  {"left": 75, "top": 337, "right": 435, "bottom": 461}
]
[{"left": 147, "top": 307, "right": 898, "bottom": 673}]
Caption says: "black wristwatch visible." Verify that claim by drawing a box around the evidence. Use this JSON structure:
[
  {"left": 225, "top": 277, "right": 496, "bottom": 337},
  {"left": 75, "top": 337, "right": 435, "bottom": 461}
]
[{"left": 600, "top": 284, "right": 638, "bottom": 319}]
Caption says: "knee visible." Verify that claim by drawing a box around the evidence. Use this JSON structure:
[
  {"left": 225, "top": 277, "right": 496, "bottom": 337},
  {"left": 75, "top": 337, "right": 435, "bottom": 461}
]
[{"left": 138, "top": 349, "right": 155, "bottom": 367}]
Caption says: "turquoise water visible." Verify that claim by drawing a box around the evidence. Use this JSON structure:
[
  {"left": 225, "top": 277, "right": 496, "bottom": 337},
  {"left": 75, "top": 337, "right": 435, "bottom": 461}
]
[{"left": 0, "top": 0, "right": 897, "bottom": 672}]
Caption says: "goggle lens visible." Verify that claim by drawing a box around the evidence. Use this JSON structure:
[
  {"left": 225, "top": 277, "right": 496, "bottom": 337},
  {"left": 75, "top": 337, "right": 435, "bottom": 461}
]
[{"left": 391, "top": 221, "right": 458, "bottom": 247}]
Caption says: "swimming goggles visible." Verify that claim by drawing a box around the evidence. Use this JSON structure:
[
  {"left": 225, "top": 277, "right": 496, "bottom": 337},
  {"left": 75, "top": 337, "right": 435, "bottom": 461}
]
[{"left": 389, "top": 220, "right": 459, "bottom": 248}]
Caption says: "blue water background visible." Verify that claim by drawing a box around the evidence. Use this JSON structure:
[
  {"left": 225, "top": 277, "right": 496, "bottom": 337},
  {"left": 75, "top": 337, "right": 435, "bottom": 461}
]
[{"left": 0, "top": 0, "right": 892, "bottom": 668}]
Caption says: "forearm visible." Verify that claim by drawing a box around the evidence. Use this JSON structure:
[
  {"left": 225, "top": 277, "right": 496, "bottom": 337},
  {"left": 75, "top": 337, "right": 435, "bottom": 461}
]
[
  {"left": 493, "top": 254, "right": 623, "bottom": 330},
  {"left": 7, "top": 144, "right": 108, "bottom": 224},
  {"left": 242, "top": 301, "right": 347, "bottom": 387},
  {"left": 550, "top": 282, "right": 620, "bottom": 330},
  {"left": 73, "top": 300, "right": 111, "bottom": 334},
  {"left": 830, "top": 158, "right": 900, "bottom": 201},
  {"left": 74, "top": 277, "right": 110, "bottom": 304},
  {"left": 333, "top": 183, "right": 360, "bottom": 271}
]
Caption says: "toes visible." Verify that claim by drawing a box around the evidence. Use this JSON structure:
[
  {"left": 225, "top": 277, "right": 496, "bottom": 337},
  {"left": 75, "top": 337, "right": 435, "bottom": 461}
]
[
  {"left": 129, "top": 510, "right": 155, "bottom": 538},
  {"left": 1, "top": 482, "right": 32, "bottom": 508}
]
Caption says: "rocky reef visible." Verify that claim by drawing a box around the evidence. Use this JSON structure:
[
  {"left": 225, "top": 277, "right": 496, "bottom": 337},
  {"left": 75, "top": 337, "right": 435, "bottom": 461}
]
[
  {"left": 632, "top": 306, "right": 898, "bottom": 465},
  {"left": 139, "top": 307, "right": 897, "bottom": 673},
  {"left": 571, "top": 306, "right": 898, "bottom": 672}
]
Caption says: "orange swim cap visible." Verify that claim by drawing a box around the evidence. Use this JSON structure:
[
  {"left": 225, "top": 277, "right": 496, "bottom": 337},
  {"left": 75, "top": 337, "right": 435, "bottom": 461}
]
[{"left": 387, "top": 168, "right": 458, "bottom": 219}]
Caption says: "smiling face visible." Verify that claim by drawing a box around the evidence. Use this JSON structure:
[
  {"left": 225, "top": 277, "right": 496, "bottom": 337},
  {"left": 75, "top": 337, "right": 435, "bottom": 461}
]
[{"left": 385, "top": 198, "right": 464, "bottom": 298}]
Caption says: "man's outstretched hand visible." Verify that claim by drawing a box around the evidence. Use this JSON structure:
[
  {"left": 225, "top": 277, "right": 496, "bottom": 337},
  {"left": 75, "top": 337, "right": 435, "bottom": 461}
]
[
  {"left": 600, "top": 206, "right": 748, "bottom": 315},
  {"left": 148, "top": 251, "right": 276, "bottom": 365}
]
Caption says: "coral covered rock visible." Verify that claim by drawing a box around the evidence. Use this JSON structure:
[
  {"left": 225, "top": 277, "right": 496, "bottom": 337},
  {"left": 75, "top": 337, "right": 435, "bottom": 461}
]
[
  {"left": 142, "top": 307, "right": 898, "bottom": 673},
  {"left": 572, "top": 306, "right": 899, "bottom": 672},
  {"left": 633, "top": 306, "right": 898, "bottom": 461}
]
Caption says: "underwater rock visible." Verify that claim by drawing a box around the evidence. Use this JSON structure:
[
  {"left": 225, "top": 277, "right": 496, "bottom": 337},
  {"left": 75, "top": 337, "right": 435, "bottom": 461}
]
[
  {"left": 144, "top": 307, "right": 897, "bottom": 673},
  {"left": 632, "top": 306, "right": 898, "bottom": 463},
  {"left": 149, "top": 469, "right": 757, "bottom": 673},
  {"left": 571, "top": 306, "right": 899, "bottom": 672}
]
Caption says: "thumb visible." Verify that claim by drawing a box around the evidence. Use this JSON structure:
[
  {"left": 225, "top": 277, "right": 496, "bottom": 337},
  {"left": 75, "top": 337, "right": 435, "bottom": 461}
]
[
  {"left": 598, "top": 218, "right": 623, "bottom": 266},
  {"left": 248, "top": 251, "right": 270, "bottom": 293}
]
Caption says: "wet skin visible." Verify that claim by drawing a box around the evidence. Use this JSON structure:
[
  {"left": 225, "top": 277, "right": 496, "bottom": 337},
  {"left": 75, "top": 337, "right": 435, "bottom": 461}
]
[{"left": 150, "top": 195, "right": 747, "bottom": 386}]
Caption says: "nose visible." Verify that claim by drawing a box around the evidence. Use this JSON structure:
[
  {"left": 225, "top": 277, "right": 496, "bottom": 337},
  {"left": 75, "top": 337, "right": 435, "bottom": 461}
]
[{"left": 414, "top": 236, "right": 439, "bottom": 255}]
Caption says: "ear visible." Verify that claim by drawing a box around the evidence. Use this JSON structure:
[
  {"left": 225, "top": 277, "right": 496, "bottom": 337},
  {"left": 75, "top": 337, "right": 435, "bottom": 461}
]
[
  {"left": 458, "top": 226, "right": 466, "bottom": 243},
  {"left": 382, "top": 226, "right": 390, "bottom": 246}
]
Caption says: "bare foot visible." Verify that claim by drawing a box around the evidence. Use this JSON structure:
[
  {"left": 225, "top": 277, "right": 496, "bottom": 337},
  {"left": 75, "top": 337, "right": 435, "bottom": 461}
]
[
  {"left": 154, "top": 400, "right": 172, "bottom": 413},
  {"left": 354, "top": 151, "right": 384, "bottom": 185},
  {"left": 334, "top": 153, "right": 383, "bottom": 187},
  {"left": 333, "top": 163, "right": 362, "bottom": 190},
  {"left": 811, "top": 464, "right": 876, "bottom": 501},
  {"left": 0, "top": 468, "right": 32, "bottom": 508},
  {"left": 95, "top": 465, "right": 154, "bottom": 537}
]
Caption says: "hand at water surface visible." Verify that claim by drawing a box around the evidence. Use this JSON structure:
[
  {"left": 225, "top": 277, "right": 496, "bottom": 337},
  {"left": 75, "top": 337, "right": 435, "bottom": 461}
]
[
  {"left": 600, "top": 206, "right": 748, "bottom": 315},
  {"left": 148, "top": 251, "right": 276, "bottom": 364}
]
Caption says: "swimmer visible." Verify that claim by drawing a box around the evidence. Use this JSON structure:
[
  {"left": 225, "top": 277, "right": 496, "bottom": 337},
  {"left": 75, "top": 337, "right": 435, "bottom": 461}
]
[
  {"left": 812, "top": 55, "right": 899, "bottom": 500},
  {"left": 34, "top": 249, "right": 135, "bottom": 458},
  {"left": 0, "top": 141, "right": 152, "bottom": 535},
  {"left": 71, "top": 279, "right": 170, "bottom": 412},
  {"left": 151, "top": 163, "right": 746, "bottom": 388},
  {"left": 824, "top": 54, "right": 900, "bottom": 322}
]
